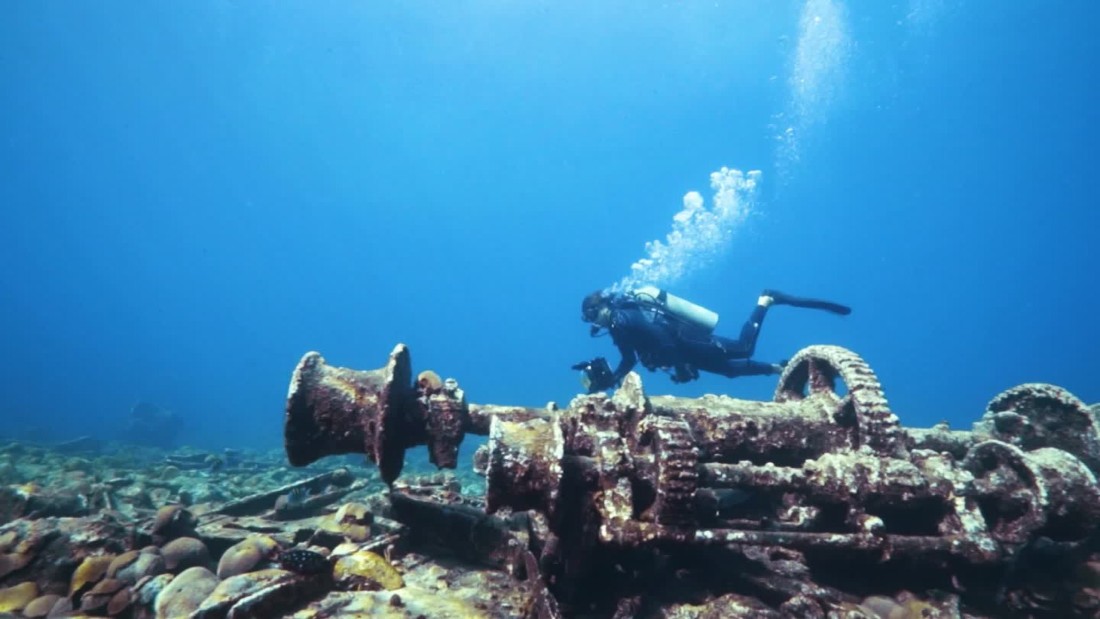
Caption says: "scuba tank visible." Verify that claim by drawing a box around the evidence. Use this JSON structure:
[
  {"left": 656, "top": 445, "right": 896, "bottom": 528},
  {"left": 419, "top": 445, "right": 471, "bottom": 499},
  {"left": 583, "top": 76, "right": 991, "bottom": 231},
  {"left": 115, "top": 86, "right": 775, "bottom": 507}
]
[{"left": 631, "top": 285, "right": 719, "bottom": 334}]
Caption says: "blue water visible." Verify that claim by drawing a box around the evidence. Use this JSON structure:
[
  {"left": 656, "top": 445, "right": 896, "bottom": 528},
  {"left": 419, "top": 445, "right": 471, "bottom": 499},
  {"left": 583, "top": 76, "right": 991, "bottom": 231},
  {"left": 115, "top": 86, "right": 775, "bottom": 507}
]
[{"left": 1, "top": 2, "right": 1097, "bottom": 451}]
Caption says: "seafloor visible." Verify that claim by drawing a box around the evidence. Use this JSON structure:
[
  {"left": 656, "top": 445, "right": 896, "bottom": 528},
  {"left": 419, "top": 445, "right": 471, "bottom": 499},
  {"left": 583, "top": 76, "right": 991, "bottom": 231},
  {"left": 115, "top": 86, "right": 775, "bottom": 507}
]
[
  {"left": 0, "top": 441, "right": 530, "bottom": 618},
  {"left": 1, "top": 344, "right": 1098, "bottom": 618}
]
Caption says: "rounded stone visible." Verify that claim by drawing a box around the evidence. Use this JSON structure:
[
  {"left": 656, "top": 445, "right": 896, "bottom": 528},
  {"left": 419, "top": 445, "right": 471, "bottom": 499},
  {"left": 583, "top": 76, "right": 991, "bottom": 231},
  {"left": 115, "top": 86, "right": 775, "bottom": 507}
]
[
  {"left": 860, "top": 595, "right": 903, "bottom": 618},
  {"left": 324, "top": 503, "right": 374, "bottom": 543},
  {"left": 47, "top": 596, "right": 74, "bottom": 616},
  {"left": 333, "top": 550, "right": 404, "bottom": 591},
  {"left": 79, "top": 577, "right": 126, "bottom": 613},
  {"left": 22, "top": 593, "right": 61, "bottom": 618},
  {"left": 0, "top": 552, "right": 31, "bottom": 580},
  {"left": 0, "top": 581, "right": 38, "bottom": 613},
  {"left": 109, "top": 548, "right": 166, "bottom": 584},
  {"left": 69, "top": 554, "right": 115, "bottom": 596},
  {"left": 154, "top": 566, "right": 218, "bottom": 619},
  {"left": 152, "top": 504, "right": 195, "bottom": 540},
  {"left": 162, "top": 536, "right": 210, "bottom": 572},
  {"left": 216, "top": 535, "right": 279, "bottom": 579},
  {"left": 107, "top": 586, "right": 137, "bottom": 616},
  {"left": 135, "top": 572, "right": 174, "bottom": 609},
  {"left": 106, "top": 550, "right": 140, "bottom": 577},
  {"left": 193, "top": 568, "right": 298, "bottom": 617}
]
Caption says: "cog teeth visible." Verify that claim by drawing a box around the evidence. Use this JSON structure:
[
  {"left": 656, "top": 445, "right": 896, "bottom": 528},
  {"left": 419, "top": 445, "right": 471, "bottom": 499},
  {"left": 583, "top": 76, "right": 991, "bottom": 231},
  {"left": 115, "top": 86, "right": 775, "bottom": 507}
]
[
  {"left": 776, "top": 345, "right": 907, "bottom": 458},
  {"left": 643, "top": 417, "right": 700, "bottom": 526}
]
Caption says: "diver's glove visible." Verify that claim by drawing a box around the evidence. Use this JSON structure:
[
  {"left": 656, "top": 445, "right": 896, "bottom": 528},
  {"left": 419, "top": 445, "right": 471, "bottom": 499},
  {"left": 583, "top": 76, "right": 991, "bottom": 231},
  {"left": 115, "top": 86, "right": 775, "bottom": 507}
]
[{"left": 572, "top": 357, "right": 615, "bottom": 393}]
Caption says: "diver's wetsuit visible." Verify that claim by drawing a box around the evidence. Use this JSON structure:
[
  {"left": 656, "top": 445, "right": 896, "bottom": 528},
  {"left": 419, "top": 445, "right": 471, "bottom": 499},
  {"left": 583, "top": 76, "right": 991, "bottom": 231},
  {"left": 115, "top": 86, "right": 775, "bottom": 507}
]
[{"left": 604, "top": 297, "right": 777, "bottom": 385}]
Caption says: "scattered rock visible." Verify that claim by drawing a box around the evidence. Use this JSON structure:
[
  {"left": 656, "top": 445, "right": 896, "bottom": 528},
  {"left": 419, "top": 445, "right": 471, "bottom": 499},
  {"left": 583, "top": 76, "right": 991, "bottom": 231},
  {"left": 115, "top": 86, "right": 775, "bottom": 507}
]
[
  {"left": 192, "top": 568, "right": 319, "bottom": 618},
  {"left": 0, "top": 580, "right": 37, "bottom": 612},
  {"left": 153, "top": 566, "right": 217, "bottom": 618},
  {"left": 161, "top": 536, "right": 210, "bottom": 572},
  {"left": 69, "top": 554, "right": 114, "bottom": 597},
  {"left": 216, "top": 535, "right": 279, "bottom": 579},
  {"left": 107, "top": 547, "right": 165, "bottom": 584},
  {"left": 151, "top": 504, "right": 196, "bottom": 542},
  {"left": 78, "top": 577, "right": 125, "bottom": 614},
  {"left": 20, "top": 593, "right": 60, "bottom": 617},
  {"left": 333, "top": 549, "right": 403, "bottom": 591}
]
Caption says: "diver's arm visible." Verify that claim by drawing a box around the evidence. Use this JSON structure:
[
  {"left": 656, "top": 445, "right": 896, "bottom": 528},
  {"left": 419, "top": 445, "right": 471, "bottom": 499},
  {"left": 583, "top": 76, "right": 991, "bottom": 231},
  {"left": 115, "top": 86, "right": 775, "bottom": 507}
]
[
  {"left": 610, "top": 341, "right": 637, "bottom": 384},
  {"left": 575, "top": 345, "right": 633, "bottom": 394}
]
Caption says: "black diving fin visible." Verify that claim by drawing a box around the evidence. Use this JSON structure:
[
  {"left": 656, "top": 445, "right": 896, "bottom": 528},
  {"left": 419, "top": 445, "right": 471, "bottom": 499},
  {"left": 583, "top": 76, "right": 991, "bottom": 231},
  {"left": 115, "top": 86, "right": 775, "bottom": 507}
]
[{"left": 764, "top": 289, "right": 852, "bottom": 316}]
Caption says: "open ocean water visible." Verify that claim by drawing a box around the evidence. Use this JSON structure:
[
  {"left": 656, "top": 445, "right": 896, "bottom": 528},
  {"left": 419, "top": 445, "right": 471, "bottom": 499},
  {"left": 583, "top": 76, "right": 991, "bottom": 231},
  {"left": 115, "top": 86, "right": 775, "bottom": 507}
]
[{"left": 1, "top": 1, "right": 1096, "bottom": 455}]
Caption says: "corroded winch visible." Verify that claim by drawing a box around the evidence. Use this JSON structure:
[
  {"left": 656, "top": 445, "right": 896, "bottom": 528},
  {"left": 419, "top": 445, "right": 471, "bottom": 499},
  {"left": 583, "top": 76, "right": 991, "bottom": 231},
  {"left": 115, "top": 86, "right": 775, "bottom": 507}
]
[
  {"left": 284, "top": 347, "right": 469, "bottom": 484},
  {"left": 284, "top": 344, "right": 1100, "bottom": 611}
]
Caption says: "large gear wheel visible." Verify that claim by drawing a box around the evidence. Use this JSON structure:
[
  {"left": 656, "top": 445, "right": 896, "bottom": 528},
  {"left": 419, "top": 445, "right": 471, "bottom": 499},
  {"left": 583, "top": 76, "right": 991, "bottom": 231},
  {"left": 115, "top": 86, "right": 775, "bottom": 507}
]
[
  {"left": 636, "top": 416, "right": 699, "bottom": 526},
  {"left": 774, "top": 345, "right": 907, "bottom": 457},
  {"left": 975, "top": 383, "right": 1100, "bottom": 474},
  {"left": 963, "top": 440, "right": 1100, "bottom": 545}
]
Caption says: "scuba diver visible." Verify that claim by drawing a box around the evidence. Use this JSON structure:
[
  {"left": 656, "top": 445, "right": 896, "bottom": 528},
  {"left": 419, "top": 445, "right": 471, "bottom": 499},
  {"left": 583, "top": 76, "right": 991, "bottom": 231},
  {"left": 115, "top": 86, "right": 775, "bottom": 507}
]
[{"left": 573, "top": 287, "right": 851, "bottom": 393}]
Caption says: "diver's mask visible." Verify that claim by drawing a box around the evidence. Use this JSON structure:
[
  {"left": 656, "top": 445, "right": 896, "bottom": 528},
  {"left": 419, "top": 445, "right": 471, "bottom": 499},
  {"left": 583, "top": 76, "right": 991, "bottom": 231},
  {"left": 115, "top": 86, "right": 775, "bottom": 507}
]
[{"left": 581, "top": 301, "right": 602, "bottom": 323}]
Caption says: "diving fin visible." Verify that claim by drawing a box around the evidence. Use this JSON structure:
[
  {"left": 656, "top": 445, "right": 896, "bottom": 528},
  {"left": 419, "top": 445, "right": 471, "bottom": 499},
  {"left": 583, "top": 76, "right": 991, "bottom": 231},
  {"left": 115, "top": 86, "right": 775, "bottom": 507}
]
[{"left": 764, "top": 289, "right": 851, "bottom": 316}]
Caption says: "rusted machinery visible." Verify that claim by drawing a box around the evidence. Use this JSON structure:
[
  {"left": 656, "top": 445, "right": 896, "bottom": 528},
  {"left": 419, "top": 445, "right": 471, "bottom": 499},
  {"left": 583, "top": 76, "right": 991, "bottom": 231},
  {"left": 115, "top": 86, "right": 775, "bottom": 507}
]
[{"left": 284, "top": 344, "right": 1100, "bottom": 614}]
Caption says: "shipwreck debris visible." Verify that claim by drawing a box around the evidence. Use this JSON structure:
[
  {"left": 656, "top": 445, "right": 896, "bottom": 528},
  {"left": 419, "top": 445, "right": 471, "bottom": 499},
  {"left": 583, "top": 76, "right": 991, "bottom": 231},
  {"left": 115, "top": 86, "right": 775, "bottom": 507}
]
[
  {"left": 208, "top": 466, "right": 359, "bottom": 519},
  {"left": 283, "top": 343, "right": 1100, "bottom": 616}
]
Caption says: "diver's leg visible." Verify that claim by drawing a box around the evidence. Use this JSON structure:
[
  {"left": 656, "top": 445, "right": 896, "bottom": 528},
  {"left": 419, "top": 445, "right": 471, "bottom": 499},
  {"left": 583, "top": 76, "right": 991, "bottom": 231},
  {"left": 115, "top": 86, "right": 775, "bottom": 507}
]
[
  {"left": 709, "top": 358, "right": 783, "bottom": 378},
  {"left": 762, "top": 289, "right": 851, "bottom": 315},
  {"left": 745, "top": 360, "right": 784, "bottom": 376},
  {"left": 715, "top": 297, "right": 772, "bottom": 359}
]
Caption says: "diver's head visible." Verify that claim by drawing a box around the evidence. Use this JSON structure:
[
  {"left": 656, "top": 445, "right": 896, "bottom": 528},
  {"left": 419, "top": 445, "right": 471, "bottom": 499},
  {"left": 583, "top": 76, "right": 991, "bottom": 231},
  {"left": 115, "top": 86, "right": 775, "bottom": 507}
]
[{"left": 581, "top": 290, "right": 613, "bottom": 327}]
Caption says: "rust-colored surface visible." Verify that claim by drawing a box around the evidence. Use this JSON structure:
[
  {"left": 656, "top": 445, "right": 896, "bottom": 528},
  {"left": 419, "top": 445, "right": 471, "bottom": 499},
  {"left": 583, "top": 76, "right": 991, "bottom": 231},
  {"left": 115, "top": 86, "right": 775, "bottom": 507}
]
[
  {"left": 283, "top": 343, "right": 1100, "bottom": 617},
  {"left": 284, "top": 346, "right": 416, "bottom": 484}
]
